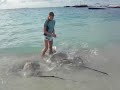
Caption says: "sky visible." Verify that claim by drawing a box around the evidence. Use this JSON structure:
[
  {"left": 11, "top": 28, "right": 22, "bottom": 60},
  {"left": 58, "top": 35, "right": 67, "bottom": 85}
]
[{"left": 0, "top": 0, "right": 120, "bottom": 9}]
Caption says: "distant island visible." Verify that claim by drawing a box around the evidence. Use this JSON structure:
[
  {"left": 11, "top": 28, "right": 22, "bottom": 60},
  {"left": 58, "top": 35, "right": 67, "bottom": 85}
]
[
  {"left": 64, "top": 5, "right": 88, "bottom": 8},
  {"left": 64, "top": 4, "right": 120, "bottom": 9}
]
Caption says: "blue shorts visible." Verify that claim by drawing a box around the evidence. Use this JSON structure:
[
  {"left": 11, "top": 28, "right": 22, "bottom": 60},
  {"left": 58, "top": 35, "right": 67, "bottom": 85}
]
[{"left": 44, "top": 36, "right": 53, "bottom": 41}]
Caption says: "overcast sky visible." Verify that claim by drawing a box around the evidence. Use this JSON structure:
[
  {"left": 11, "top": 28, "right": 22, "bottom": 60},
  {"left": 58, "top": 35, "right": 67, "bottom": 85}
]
[{"left": 0, "top": 0, "right": 120, "bottom": 9}]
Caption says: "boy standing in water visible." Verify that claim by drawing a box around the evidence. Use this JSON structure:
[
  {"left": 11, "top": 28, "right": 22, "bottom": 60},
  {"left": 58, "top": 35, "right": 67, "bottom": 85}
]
[{"left": 41, "top": 12, "right": 56, "bottom": 58}]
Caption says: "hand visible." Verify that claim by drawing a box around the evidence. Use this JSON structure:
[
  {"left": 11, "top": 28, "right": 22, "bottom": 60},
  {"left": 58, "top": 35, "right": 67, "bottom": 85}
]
[{"left": 52, "top": 33, "right": 56, "bottom": 38}]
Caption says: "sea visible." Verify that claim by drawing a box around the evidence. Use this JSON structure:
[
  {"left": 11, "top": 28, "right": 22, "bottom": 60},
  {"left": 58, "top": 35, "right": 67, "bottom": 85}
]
[{"left": 0, "top": 7, "right": 120, "bottom": 90}]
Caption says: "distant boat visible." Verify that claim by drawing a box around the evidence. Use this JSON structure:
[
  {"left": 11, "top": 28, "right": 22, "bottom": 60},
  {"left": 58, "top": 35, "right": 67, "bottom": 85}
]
[
  {"left": 88, "top": 3, "right": 107, "bottom": 9},
  {"left": 108, "top": 4, "right": 120, "bottom": 8},
  {"left": 88, "top": 6, "right": 106, "bottom": 9}
]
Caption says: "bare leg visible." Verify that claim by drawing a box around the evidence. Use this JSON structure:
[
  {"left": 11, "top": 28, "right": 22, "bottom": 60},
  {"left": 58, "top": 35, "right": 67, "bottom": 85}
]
[
  {"left": 48, "top": 40, "right": 53, "bottom": 55},
  {"left": 41, "top": 40, "right": 48, "bottom": 57}
]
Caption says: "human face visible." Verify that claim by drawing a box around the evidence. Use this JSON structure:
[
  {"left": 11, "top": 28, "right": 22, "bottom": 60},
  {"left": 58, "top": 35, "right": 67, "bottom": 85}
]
[{"left": 48, "top": 15, "right": 54, "bottom": 20}]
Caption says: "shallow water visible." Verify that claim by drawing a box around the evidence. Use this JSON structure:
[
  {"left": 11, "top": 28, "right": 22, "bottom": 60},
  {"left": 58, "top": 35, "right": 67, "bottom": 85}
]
[
  {"left": 0, "top": 45, "right": 120, "bottom": 90},
  {"left": 0, "top": 7, "right": 120, "bottom": 90}
]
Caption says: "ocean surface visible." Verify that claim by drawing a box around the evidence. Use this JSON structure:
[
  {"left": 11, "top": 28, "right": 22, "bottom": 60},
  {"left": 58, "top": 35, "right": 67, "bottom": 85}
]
[{"left": 0, "top": 7, "right": 120, "bottom": 90}]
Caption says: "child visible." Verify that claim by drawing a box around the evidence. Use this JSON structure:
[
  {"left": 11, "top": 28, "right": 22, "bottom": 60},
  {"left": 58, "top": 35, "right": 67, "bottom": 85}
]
[{"left": 41, "top": 12, "right": 56, "bottom": 58}]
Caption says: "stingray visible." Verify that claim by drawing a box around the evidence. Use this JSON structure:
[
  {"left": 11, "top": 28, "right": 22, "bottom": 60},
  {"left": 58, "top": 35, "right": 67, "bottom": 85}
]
[
  {"left": 22, "top": 61, "right": 77, "bottom": 82},
  {"left": 49, "top": 53, "right": 109, "bottom": 75},
  {"left": 8, "top": 60, "right": 69, "bottom": 80},
  {"left": 9, "top": 52, "right": 109, "bottom": 82}
]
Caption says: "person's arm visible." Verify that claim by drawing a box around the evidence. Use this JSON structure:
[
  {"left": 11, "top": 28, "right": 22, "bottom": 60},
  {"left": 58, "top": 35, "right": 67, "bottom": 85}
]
[{"left": 44, "top": 26, "right": 52, "bottom": 36}]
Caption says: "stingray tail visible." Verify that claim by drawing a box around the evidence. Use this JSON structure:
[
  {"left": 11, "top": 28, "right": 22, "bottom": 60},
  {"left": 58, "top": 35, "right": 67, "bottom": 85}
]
[
  {"left": 39, "top": 75, "right": 77, "bottom": 82},
  {"left": 84, "top": 66, "right": 109, "bottom": 75},
  {"left": 40, "top": 75, "right": 65, "bottom": 80}
]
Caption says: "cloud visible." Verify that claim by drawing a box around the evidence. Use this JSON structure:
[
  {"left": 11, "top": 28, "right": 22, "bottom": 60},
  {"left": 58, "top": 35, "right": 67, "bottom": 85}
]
[
  {"left": 0, "top": 0, "right": 51, "bottom": 9},
  {"left": 0, "top": 0, "right": 6, "bottom": 4},
  {"left": 0, "top": 0, "right": 120, "bottom": 9}
]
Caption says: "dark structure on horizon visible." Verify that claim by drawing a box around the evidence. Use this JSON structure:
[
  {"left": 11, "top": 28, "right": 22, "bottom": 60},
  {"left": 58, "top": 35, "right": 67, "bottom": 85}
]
[{"left": 64, "top": 5, "right": 88, "bottom": 8}]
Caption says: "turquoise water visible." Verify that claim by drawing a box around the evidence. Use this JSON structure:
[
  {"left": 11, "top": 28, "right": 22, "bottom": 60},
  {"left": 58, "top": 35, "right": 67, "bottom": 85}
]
[
  {"left": 0, "top": 7, "right": 120, "bottom": 55},
  {"left": 0, "top": 7, "right": 120, "bottom": 90}
]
